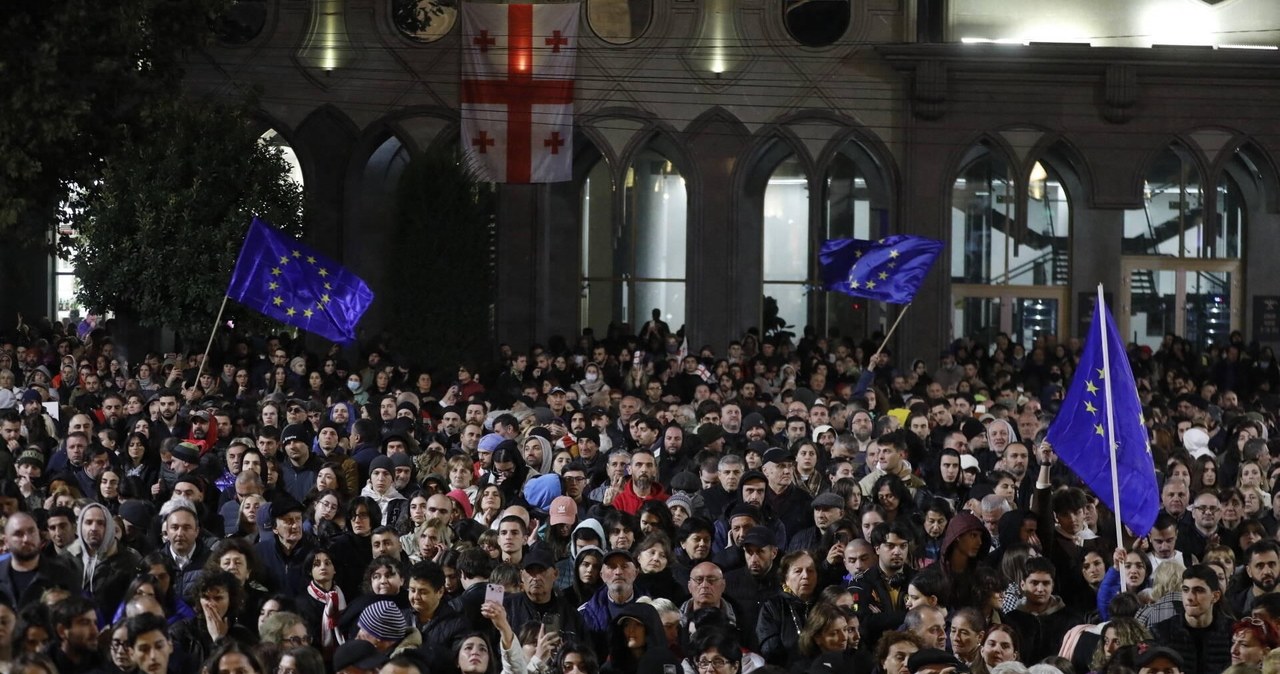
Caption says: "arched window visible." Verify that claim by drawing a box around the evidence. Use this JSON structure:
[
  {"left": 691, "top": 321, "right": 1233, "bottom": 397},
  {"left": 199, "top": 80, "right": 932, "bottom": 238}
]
[
  {"left": 259, "top": 130, "right": 305, "bottom": 189},
  {"left": 581, "top": 148, "right": 687, "bottom": 332},
  {"left": 784, "top": 0, "right": 850, "bottom": 47},
  {"left": 763, "top": 157, "right": 810, "bottom": 334},
  {"left": 821, "top": 141, "right": 893, "bottom": 338},
  {"left": 588, "top": 0, "right": 652, "bottom": 44},
  {"left": 392, "top": 0, "right": 457, "bottom": 42},
  {"left": 951, "top": 144, "right": 1071, "bottom": 346},
  {"left": 1122, "top": 143, "right": 1242, "bottom": 351}
]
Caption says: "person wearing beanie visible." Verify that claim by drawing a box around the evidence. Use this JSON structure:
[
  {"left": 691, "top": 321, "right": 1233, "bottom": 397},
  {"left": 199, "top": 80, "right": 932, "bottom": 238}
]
[
  {"left": 362, "top": 455, "right": 408, "bottom": 527},
  {"left": 279, "top": 423, "right": 323, "bottom": 503},
  {"left": 356, "top": 599, "right": 417, "bottom": 655}
]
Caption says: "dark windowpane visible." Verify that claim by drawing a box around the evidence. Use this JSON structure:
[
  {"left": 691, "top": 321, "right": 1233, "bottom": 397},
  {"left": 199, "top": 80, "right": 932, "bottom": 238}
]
[{"left": 784, "top": 0, "right": 850, "bottom": 47}]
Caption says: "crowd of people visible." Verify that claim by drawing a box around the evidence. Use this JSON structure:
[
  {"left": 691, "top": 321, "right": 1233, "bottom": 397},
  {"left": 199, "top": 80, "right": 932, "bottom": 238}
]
[{"left": 0, "top": 316, "right": 1279, "bottom": 674}]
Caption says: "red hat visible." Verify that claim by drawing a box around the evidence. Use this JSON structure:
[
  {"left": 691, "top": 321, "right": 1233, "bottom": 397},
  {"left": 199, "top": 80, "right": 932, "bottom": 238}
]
[{"left": 447, "top": 489, "right": 474, "bottom": 519}]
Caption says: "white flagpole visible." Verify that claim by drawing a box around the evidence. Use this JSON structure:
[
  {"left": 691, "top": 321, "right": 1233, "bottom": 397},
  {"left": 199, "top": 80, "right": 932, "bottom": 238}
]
[{"left": 1097, "top": 283, "right": 1126, "bottom": 592}]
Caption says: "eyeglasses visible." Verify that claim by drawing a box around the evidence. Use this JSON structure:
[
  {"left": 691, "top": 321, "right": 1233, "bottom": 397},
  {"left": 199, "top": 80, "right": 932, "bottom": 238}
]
[
  {"left": 1193, "top": 505, "right": 1221, "bottom": 513},
  {"left": 110, "top": 640, "right": 132, "bottom": 651},
  {"left": 695, "top": 658, "right": 731, "bottom": 671},
  {"left": 282, "top": 634, "right": 312, "bottom": 646}
]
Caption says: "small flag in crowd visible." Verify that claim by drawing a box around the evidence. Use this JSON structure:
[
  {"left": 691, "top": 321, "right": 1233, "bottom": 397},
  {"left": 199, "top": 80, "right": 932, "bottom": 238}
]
[
  {"left": 818, "top": 235, "right": 943, "bottom": 304},
  {"left": 227, "top": 217, "right": 374, "bottom": 344},
  {"left": 1045, "top": 298, "right": 1159, "bottom": 536}
]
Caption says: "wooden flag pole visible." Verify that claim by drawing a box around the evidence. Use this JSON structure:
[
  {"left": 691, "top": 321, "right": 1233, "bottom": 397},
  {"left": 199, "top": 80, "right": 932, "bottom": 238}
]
[
  {"left": 191, "top": 295, "right": 230, "bottom": 392},
  {"left": 870, "top": 302, "right": 913, "bottom": 361}
]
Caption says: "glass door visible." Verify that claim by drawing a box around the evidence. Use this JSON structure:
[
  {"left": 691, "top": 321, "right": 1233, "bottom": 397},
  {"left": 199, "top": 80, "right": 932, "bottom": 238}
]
[
  {"left": 951, "top": 287, "right": 1065, "bottom": 348},
  {"left": 1120, "top": 258, "right": 1241, "bottom": 352}
]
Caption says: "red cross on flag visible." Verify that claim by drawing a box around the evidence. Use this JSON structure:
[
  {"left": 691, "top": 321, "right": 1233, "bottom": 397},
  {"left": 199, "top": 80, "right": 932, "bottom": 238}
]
[{"left": 461, "top": 3, "right": 578, "bottom": 183}]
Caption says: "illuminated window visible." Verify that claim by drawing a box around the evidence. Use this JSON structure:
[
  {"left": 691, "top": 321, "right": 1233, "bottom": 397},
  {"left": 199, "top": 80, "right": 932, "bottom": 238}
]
[
  {"left": 392, "top": 0, "right": 458, "bottom": 42},
  {"left": 1125, "top": 144, "right": 1238, "bottom": 260},
  {"left": 763, "top": 157, "right": 810, "bottom": 334},
  {"left": 581, "top": 149, "right": 687, "bottom": 332}
]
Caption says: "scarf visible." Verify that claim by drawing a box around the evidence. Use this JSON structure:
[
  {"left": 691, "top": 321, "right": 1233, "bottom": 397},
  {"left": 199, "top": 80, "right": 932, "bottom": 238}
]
[{"left": 307, "top": 582, "right": 347, "bottom": 647}]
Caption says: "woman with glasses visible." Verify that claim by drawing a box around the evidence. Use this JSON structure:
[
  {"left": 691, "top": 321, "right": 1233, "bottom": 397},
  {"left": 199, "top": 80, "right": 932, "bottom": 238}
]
[
  {"left": 103, "top": 620, "right": 137, "bottom": 674},
  {"left": 683, "top": 629, "right": 742, "bottom": 674},
  {"left": 304, "top": 489, "right": 344, "bottom": 540},
  {"left": 260, "top": 611, "right": 312, "bottom": 649},
  {"left": 331, "top": 496, "right": 381, "bottom": 592}
]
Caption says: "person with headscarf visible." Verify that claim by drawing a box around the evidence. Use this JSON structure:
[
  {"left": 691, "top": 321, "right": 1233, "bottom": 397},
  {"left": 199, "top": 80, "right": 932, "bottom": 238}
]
[
  {"left": 601, "top": 602, "right": 680, "bottom": 674},
  {"left": 939, "top": 511, "right": 992, "bottom": 612}
]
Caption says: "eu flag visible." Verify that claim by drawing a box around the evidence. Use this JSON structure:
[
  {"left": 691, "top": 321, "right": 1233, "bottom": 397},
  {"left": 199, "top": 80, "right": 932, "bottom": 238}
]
[
  {"left": 1044, "top": 300, "right": 1158, "bottom": 536},
  {"left": 819, "top": 235, "right": 943, "bottom": 304},
  {"left": 227, "top": 217, "right": 374, "bottom": 344}
]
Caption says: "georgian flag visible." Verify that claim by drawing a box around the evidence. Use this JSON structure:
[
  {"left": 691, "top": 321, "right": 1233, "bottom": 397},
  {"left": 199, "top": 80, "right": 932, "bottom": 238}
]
[{"left": 460, "top": 3, "right": 579, "bottom": 183}]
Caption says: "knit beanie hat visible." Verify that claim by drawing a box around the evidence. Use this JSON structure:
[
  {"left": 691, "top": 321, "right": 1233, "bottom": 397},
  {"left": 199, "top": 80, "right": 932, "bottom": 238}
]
[{"left": 357, "top": 600, "right": 406, "bottom": 641}]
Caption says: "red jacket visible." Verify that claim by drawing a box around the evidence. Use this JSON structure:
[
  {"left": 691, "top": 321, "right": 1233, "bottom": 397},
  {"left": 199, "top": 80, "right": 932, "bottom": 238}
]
[{"left": 611, "top": 480, "right": 668, "bottom": 515}]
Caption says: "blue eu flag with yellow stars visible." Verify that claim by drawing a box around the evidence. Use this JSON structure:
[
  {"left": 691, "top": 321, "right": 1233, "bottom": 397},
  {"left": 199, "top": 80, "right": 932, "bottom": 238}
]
[
  {"left": 1044, "top": 299, "right": 1158, "bottom": 536},
  {"left": 818, "top": 235, "right": 943, "bottom": 304},
  {"left": 227, "top": 217, "right": 374, "bottom": 344}
]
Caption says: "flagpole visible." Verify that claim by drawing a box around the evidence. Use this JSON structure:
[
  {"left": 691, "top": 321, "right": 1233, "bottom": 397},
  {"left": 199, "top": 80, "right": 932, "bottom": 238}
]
[
  {"left": 1097, "top": 283, "right": 1126, "bottom": 592},
  {"left": 870, "top": 302, "right": 912, "bottom": 361},
  {"left": 191, "top": 295, "right": 230, "bottom": 393}
]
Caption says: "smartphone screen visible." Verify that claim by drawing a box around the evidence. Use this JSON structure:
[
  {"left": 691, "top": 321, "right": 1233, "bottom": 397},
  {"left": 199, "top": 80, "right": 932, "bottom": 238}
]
[{"left": 485, "top": 583, "right": 505, "bottom": 605}]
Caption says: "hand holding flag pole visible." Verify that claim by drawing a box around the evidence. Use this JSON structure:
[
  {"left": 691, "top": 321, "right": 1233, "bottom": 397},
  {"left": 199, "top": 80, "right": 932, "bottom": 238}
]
[
  {"left": 818, "top": 234, "right": 943, "bottom": 359},
  {"left": 1044, "top": 284, "right": 1158, "bottom": 593}
]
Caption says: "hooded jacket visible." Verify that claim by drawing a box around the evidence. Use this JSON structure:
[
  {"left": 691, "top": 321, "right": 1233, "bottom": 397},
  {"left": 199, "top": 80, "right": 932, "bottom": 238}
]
[
  {"left": 61, "top": 502, "right": 142, "bottom": 614},
  {"left": 940, "top": 511, "right": 992, "bottom": 611},
  {"left": 601, "top": 602, "right": 677, "bottom": 674},
  {"left": 1003, "top": 594, "right": 1080, "bottom": 663}
]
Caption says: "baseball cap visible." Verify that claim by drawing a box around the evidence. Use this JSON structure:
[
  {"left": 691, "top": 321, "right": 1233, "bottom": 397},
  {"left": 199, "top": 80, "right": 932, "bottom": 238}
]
[
  {"left": 602, "top": 548, "right": 636, "bottom": 565},
  {"left": 907, "top": 648, "right": 969, "bottom": 673},
  {"left": 1133, "top": 643, "right": 1183, "bottom": 671},
  {"left": 762, "top": 448, "right": 794, "bottom": 466},
  {"left": 521, "top": 549, "right": 555, "bottom": 571},
  {"left": 549, "top": 495, "right": 577, "bottom": 526},
  {"left": 741, "top": 526, "right": 776, "bottom": 548},
  {"left": 960, "top": 454, "right": 980, "bottom": 472}
]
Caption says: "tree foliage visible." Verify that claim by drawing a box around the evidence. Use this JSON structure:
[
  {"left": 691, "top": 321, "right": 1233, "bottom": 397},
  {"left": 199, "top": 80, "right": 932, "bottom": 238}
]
[
  {"left": 387, "top": 150, "right": 495, "bottom": 367},
  {"left": 65, "top": 97, "right": 304, "bottom": 342},
  {"left": 1, "top": 0, "right": 230, "bottom": 245}
]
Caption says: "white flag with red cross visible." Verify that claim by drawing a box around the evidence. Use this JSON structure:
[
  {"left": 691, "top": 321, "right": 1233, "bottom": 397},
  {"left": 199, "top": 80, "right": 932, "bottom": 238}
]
[{"left": 461, "top": 2, "right": 578, "bottom": 184}]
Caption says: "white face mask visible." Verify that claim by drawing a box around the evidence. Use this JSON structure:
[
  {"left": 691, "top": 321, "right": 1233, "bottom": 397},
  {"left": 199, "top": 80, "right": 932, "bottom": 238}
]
[
  {"left": 585, "top": 373, "right": 599, "bottom": 382},
  {"left": 347, "top": 380, "right": 360, "bottom": 392}
]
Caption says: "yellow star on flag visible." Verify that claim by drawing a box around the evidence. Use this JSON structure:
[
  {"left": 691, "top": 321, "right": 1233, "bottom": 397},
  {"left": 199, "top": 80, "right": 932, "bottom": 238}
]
[
  {"left": 866, "top": 280, "right": 877, "bottom": 289},
  {"left": 268, "top": 281, "right": 279, "bottom": 290},
  {"left": 316, "top": 302, "right": 325, "bottom": 311},
  {"left": 291, "top": 250, "right": 302, "bottom": 258},
  {"left": 850, "top": 280, "right": 860, "bottom": 289},
  {"left": 318, "top": 268, "right": 329, "bottom": 277},
  {"left": 1095, "top": 424, "right": 1104, "bottom": 436},
  {"left": 285, "top": 307, "right": 297, "bottom": 317},
  {"left": 303, "top": 309, "right": 314, "bottom": 318},
  {"left": 271, "top": 267, "right": 282, "bottom": 276},
  {"left": 320, "top": 294, "right": 331, "bottom": 304},
  {"left": 1096, "top": 368, "right": 1106, "bottom": 379},
  {"left": 306, "top": 256, "right": 317, "bottom": 264},
  {"left": 324, "top": 282, "right": 332, "bottom": 290},
  {"left": 878, "top": 271, "right": 888, "bottom": 280},
  {"left": 279, "top": 256, "right": 289, "bottom": 265},
  {"left": 854, "top": 250, "right": 863, "bottom": 258},
  {"left": 272, "top": 296, "right": 284, "bottom": 306},
  {"left": 1086, "top": 380, "right": 1099, "bottom": 394},
  {"left": 888, "top": 261, "right": 897, "bottom": 268},
  {"left": 1084, "top": 401, "right": 1097, "bottom": 414},
  {"left": 889, "top": 249, "right": 900, "bottom": 258}
]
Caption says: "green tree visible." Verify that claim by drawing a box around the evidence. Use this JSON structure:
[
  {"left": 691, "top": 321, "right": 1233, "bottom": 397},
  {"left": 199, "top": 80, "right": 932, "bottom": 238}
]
[
  {"left": 65, "top": 97, "right": 304, "bottom": 342},
  {"left": 1, "top": 0, "right": 230, "bottom": 244},
  {"left": 387, "top": 150, "right": 495, "bottom": 367}
]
